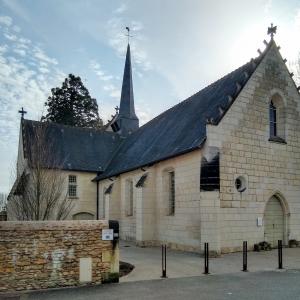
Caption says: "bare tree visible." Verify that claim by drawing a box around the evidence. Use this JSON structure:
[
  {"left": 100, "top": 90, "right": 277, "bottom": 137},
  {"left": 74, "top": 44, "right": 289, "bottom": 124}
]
[
  {"left": 0, "top": 193, "right": 7, "bottom": 211},
  {"left": 289, "top": 53, "right": 300, "bottom": 87},
  {"left": 8, "top": 121, "right": 74, "bottom": 220}
]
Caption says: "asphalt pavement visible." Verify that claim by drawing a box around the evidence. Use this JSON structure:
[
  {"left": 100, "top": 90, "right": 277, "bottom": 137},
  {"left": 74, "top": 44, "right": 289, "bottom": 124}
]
[{"left": 15, "top": 269, "right": 300, "bottom": 300}]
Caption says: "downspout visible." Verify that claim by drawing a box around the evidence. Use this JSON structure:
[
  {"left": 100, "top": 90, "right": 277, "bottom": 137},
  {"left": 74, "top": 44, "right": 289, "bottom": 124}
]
[{"left": 96, "top": 181, "right": 99, "bottom": 220}]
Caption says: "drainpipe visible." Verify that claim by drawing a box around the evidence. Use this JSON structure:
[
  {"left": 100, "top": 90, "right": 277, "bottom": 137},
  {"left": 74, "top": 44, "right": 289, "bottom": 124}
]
[{"left": 96, "top": 181, "right": 99, "bottom": 220}]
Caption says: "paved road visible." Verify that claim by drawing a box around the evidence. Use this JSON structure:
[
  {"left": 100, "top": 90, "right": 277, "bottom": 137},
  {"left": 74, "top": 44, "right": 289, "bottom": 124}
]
[
  {"left": 11, "top": 269, "right": 300, "bottom": 300},
  {"left": 120, "top": 241, "right": 300, "bottom": 282}
]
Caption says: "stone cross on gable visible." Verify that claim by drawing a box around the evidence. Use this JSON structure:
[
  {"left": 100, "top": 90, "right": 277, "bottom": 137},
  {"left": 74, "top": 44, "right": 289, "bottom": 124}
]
[
  {"left": 267, "top": 23, "right": 277, "bottom": 40},
  {"left": 18, "top": 107, "right": 27, "bottom": 119}
]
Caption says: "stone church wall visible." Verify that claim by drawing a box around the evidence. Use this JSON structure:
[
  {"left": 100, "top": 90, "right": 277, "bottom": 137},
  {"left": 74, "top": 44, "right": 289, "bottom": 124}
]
[
  {"left": 0, "top": 220, "right": 119, "bottom": 292},
  {"left": 207, "top": 43, "right": 300, "bottom": 252},
  {"left": 101, "top": 150, "right": 202, "bottom": 252}
]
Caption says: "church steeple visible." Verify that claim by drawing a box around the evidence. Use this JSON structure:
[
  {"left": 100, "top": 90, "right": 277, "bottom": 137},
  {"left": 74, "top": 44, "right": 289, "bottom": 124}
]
[{"left": 112, "top": 43, "right": 139, "bottom": 135}]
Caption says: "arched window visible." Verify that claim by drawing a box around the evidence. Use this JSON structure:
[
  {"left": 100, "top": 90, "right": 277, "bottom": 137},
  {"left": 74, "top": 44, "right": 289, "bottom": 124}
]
[
  {"left": 269, "top": 94, "right": 286, "bottom": 142},
  {"left": 269, "top": 100, "right": 277, "bottom": 137},
  {"left": 72, "top": 212, "right": 94, "bottom": 220}
]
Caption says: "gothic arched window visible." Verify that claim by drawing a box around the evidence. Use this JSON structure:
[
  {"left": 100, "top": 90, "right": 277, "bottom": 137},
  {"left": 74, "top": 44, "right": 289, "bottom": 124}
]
[
  {"left": 269, "top": 100, "right": 277, "bottom": 137},
  {"left": 268, "top": 94, "right": 286, "bottom": 143}
]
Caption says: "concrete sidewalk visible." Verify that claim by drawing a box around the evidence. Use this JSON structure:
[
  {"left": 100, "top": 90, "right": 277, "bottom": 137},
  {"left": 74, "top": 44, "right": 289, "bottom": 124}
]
[{"left": 120, "top": 241, "right": 300, "bottom": 282}]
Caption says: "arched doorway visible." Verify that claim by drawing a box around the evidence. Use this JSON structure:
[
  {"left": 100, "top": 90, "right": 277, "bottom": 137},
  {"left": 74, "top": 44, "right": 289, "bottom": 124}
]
[{"left": 264, "top": 195, "right": 285, "bottom": 247}]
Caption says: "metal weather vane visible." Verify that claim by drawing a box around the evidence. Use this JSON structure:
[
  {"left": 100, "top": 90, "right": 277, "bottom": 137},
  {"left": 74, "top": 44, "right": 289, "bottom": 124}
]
[
  {"left": 125, "top": 26, "right": 132, "bottom": 44},
  {"left": 267, "top": 23, "right": 277, "bottom": 40}
]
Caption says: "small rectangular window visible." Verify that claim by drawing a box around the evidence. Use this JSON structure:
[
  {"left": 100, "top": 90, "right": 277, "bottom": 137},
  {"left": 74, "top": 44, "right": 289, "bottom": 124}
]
[
  {"left": 169, "top": 171, "right": 175, "bottom": 215},
  {"left": 68, "top": 175, "right": 77, "bottom": 197}
]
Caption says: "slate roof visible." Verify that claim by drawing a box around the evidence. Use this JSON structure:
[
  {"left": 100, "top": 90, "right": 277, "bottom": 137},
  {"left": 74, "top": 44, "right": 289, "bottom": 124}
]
[
  {"left": 22, "top": 119, "right": 121, "bottom": 172},
  {"left": 95, "top": 44, "right": 272, "bottom": 181}
]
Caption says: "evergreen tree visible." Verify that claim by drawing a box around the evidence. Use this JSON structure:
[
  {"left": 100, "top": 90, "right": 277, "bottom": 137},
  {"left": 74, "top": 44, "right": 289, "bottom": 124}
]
[{"left": 42, "top": 74, "right": 103, "bottom": 128}]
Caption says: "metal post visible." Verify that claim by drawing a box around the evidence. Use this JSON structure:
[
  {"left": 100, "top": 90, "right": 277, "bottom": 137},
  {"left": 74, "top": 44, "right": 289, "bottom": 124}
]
[
  {"left": 204, "top": 242, "right": 209, "bottom": 274},
  {"left": 278, "top": 240, "right": 283, "bottom": 269},
  {"left": 161, "top": 245, "right": 167, "bottom": 278},
  {"left": 242, "top": 241, "right": 248, "bottom": 272}
]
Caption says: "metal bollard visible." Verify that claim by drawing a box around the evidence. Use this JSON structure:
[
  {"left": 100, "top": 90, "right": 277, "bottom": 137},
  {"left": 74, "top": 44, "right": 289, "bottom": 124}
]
[
  {"left": 204, "top": 242, "right": 209, "bottom": 274},
  {"left": 242, "top": 241, "right": 248, "bottom": 272},
  {"left": 278, "top": 240, "right": 283, "bottom": 269},
  {"left": 161, "top": 244, "right": 167, "bottom": 278}
]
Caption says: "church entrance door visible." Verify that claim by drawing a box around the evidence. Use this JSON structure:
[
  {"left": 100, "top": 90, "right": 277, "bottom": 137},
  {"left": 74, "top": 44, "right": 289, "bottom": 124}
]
[{"left": 264, "top": 196, "right": 284, "bottom": 247}]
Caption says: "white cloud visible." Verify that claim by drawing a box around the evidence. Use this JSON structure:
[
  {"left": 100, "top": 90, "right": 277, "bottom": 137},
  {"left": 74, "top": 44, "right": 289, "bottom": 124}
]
[
  {"left": 89, "top": 59, "right": 121, "bottom": 101},
  {"left": 0, "top": 14, "right": 65, "bottom": 192},
  {"left": 106, "top": 16, "right": 152, "bottom": 72},
  {"left": 0, "top": 15, "right": 12, "bottom": 27},
  {"left": 4, "top": 33, "right": 18, "bottom": 41},
  {"left": 13, "top": 48, "right": 26, "bottom": 56},
  {"left": 136, "top": 106, "right": 151, "bottom": 125},
  {"left": 2, "top": 0, "right": 31, "bottom": 22},
  {"left": 33, "top": 47, "right": 58, "bottom": 65},
  {"left": 264, "top": 0, "right": 272, "bottom": 14},
  {"left": 113, "top": 4, "right": 127, "bottom": 15},
  {"left": 12, "top": 25, "right": 21, "bottom": 32}
]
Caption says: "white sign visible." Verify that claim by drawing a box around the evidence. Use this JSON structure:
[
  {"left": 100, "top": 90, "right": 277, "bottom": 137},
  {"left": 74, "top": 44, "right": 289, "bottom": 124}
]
[
  {"left": 257, "top": 217, "right": 263, "bottom": 227},
  {"left": 102, "top": 229, "right": 114, "bottom": 241}
]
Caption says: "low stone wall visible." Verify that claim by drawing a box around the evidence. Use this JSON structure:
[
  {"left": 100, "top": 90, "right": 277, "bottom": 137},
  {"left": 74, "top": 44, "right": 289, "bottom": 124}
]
[{"left": 0, "top": 220, "right": 119, "bottom": 293}]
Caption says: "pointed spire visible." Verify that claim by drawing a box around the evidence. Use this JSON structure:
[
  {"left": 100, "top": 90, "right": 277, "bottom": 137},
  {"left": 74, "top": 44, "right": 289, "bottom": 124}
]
[
  {"left": 119, "top": 44, "right": 138, "bottom": 120},
  {"left": 113, "top": 42, "right": 139, "bottom": 135}
]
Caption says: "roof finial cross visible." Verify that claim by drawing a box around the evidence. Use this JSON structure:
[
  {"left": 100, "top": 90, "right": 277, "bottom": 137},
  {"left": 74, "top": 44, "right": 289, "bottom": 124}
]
[
  {"left": 125, "top": 26, "right": 132, "bottom": 44},
  {"left": 267, "top": 23, "right": 277, "bottom": 40},
  {"left": 18, "top": 107, "right": 27, "bottom": 119},
  {"left": 115, "top": 106, "right": 119, "bottom": 114}
]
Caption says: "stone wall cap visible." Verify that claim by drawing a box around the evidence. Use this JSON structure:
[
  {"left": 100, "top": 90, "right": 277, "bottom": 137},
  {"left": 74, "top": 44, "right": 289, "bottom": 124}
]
[{"left": 0, "top": 220, "right": 109, "bottom": 231}]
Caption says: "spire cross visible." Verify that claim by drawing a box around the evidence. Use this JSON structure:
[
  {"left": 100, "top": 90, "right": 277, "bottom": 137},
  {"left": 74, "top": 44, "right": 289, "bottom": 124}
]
[
  {"left": 115, "top": 106, "right": 119, "bottom": 113},
  {"left": 125, "top": 26, "right": 132, "bottom": 44},
  {"left": 18, "top": 107, "right": 27, "bottom": 119},
  {"left": 267, "top": 23, "right": 277, "bottom": 40}
]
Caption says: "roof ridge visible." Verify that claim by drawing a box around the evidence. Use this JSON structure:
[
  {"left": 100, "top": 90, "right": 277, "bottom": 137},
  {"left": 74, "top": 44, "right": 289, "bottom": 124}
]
[{"left": 23, "top": 119, "right": 118, "bottom": 135}]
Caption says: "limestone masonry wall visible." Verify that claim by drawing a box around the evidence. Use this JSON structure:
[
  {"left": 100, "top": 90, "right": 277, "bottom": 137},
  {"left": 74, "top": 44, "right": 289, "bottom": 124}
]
[{"left": 0, "top": 220, "right": 119, "bottom": 293}]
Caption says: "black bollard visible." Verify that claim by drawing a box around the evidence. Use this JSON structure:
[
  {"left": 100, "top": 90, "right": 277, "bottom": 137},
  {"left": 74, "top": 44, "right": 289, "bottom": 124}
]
[
  {"left": 242, "top": 241, "right": 248, "bottom": 272},
  {"left": 278, "top": 240, "right": 283, "bottom": 269},
  {"left": 161, "top": 245, "right": 167, "bottom": 278},
  {"left": 204, "top": 242, "right": 209, "bottom": 274}
]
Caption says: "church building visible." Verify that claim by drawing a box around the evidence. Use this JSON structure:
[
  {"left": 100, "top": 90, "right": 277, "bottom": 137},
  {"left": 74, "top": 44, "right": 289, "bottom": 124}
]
[{"left": 9, "top": 26, "right": 300, "bottom": 254}]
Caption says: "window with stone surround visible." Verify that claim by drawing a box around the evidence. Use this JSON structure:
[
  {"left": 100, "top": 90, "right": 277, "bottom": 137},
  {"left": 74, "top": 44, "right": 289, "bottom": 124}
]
[
  {"left": 200, "top": 153, "right": 220, "bottom": 191},
  {"left": 126, "top": 179, "right": 134, "bottom": 216},
  {"left": 68, "top": 175, "right": 77, "bottom": 197},
  {"left": 162, "top": 168, "right": 176, "bottom": 216},
  {"left": 168, "top": 171, "right": 175, "bottom": 215},
  {"left": 269, "top": 94, "right": 286, "bottom": 143}
]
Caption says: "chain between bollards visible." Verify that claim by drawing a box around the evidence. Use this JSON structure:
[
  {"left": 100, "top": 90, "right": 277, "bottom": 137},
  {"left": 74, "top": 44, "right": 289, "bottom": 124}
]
[
  {"left": 242, "top": 241, "right": 248, "bottom": 272},
  {"left": 161, "top": 244, "right": 167, "bottom": 278},
  {"left": 204, "top": 242, "right": 209, "bottom": 274},
  {"left": 278, "top": 240, "right": 283, "bottom": 269}
]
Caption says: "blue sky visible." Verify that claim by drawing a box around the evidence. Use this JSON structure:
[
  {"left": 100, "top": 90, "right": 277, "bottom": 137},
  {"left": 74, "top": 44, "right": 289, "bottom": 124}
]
[{"left": 0, "top": 0, "right": 300, "bottom": 193}]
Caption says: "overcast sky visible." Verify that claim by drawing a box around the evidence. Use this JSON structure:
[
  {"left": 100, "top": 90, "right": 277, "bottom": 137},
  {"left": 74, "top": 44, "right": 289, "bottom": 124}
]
[{"left": 0, "top": 0, "right": 300, "bottom": 193}]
